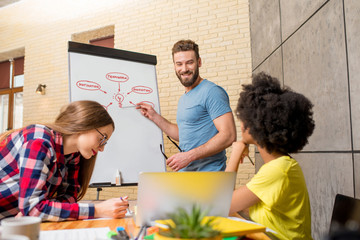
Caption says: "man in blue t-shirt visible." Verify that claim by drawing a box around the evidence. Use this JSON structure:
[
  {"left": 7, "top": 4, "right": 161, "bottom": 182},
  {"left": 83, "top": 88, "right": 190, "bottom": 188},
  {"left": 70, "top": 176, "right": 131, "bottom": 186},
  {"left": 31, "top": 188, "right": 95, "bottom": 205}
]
[{"left": 137, "top": 39, "right": 236, "bottom": 171}]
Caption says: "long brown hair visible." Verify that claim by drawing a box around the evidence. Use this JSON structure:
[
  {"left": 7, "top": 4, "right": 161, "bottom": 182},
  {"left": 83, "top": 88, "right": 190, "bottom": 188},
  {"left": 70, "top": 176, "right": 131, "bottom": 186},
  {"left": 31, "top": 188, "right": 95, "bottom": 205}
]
[{"left": 0, "top": 100, "right": 115, "bottom": 200}]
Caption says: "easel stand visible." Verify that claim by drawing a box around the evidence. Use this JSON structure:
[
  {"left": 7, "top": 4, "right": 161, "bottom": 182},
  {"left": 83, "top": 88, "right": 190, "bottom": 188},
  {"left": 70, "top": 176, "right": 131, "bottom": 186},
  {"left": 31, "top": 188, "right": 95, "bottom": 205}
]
[
  {"left": 89, "top": 182, "right": 138, "bottom": 201},
  {"left": 96, "top": 187, "right": 102, "bottom": 200}
]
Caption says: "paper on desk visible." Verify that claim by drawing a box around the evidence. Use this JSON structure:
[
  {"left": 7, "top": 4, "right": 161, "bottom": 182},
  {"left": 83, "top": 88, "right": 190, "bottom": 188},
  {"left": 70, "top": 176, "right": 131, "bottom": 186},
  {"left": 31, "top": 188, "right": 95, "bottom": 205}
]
[
  {"left": 40, "top": 227, "right": 110, "bottom": 240},
  {"left": 228, "top": 217, "right": 277, "bottom": 234},
  {"left": 83, "top": 211, "right": 133, "bottom": 221}
]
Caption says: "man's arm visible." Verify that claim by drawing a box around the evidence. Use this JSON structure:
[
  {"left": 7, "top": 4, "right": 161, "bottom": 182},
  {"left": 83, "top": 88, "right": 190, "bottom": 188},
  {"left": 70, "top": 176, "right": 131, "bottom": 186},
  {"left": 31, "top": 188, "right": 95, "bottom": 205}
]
[
  {"left": 166, "top": 111, "right": 236, "bottom": 171},
  {"left": 136, "top": 103, "right": 179, "bottom": 140}
]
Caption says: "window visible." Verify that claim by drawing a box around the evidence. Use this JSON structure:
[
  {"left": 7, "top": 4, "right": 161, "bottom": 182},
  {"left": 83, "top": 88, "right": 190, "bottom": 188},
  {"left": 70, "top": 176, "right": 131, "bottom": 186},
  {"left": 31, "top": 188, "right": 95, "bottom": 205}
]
[
  {"left": 0, "top": 57, "right": 24, "bottom": 133},
  {"left": 90, "top": 36, "right": 114, "bottom": 48}
]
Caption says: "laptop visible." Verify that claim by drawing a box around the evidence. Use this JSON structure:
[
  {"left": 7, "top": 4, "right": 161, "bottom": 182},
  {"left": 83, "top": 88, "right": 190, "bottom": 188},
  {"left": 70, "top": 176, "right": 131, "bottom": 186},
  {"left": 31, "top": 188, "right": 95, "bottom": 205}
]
[{"left": 135, "top": 171, "right": 236, "bottom": 227}]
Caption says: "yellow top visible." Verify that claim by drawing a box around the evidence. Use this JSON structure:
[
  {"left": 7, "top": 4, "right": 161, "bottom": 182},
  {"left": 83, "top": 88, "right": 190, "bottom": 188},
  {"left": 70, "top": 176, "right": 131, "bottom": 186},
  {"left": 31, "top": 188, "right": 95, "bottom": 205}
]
[{"left": 246, "top": 156, "right": 313, "bottom": 240}]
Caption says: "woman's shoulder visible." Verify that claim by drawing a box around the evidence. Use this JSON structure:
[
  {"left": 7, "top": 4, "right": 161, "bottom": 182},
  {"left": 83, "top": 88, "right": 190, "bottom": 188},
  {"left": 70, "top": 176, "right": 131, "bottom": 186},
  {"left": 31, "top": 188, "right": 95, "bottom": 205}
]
[
  {"left": 21, "top": 124, "right": 57, "bottom": 142},
  {"left": 24, "top": 124, "right": 51, "bottom": 134},
  {"left": 261, "top": 156, "right": 302, "bottom": 178}
]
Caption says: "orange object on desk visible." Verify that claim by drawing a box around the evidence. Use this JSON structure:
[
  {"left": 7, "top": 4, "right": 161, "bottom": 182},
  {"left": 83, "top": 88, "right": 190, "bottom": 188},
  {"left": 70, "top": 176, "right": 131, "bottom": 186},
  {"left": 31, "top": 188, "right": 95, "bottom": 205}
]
[{"left": 147, "top": 226, "right": 160, "bottom": 235}]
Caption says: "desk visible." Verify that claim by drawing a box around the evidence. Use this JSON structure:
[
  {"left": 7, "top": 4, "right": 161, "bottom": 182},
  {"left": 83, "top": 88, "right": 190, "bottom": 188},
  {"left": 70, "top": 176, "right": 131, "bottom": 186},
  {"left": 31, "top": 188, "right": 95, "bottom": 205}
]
[
  {"left": 41, "top": 200, "right": 140, "bottom": 237},
  {"left": 41, "top": 216, "right": 139, "bottom": 234},
  {"left": 41, "top": 217, "right": 271, "bottom": 240},
  {"left": 40, "top": 201, "right": 271, "bottom": 240}
]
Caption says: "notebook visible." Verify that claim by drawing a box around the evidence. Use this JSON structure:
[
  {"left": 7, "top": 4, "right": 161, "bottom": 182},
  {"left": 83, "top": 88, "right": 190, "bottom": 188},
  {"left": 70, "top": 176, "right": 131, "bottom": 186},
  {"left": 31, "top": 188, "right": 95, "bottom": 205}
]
[
  {"left": 40, "top": 227, "right": 110, "bottom": 240},
  {"left": 135, "top": 171, "right": 236, "bottom": 227}
]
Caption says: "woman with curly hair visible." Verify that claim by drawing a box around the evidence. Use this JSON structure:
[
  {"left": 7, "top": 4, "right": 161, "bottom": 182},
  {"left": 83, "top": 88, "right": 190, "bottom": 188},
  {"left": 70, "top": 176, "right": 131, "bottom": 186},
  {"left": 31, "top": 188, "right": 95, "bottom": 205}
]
[
  {"left": 0, "top": 100, "right": 128, "bottom": 221},
  {"left": 226, "top": 72, "right": 315, "bottom": 239}
]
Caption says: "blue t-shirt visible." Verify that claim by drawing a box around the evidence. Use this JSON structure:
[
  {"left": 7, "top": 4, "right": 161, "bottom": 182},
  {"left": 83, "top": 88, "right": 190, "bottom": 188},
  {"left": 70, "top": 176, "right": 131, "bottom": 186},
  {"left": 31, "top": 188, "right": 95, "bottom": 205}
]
[{"left": 176, "top": 79, "right": 232, "bottom": 171}]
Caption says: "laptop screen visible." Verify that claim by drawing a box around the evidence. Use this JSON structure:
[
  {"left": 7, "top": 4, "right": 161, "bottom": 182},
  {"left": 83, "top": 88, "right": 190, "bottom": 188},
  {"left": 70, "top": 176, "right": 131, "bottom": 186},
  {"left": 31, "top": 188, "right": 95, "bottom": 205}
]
[{"left": 135, "top": 171, "right": 236, "bottom": 226}]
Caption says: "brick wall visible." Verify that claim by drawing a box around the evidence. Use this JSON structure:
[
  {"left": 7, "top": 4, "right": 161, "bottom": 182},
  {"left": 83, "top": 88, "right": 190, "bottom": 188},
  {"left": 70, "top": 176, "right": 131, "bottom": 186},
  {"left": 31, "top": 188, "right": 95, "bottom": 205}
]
[{"left": 0, "top": 0, "right": 253, "bottom": 200}]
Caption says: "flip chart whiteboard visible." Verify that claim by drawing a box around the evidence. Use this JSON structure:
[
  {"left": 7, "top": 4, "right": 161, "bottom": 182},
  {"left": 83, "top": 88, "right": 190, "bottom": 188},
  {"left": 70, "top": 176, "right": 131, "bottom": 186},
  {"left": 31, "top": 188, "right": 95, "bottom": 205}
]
[{"left": 68, "top": 41, "right": 166, "bottom": 185}]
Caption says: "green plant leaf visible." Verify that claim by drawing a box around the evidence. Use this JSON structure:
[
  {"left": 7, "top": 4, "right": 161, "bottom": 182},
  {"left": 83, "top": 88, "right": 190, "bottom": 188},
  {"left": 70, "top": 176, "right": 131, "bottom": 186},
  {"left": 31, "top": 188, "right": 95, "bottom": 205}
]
[{"left": 160, "top": 204, "right": 221, "bottom": 239}]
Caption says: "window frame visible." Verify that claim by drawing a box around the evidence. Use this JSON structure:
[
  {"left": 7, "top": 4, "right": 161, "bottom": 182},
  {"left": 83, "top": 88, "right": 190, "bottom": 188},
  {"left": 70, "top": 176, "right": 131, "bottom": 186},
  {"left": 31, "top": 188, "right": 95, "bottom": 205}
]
[{"left": 0, "top": 58, "right": 23, "bottom": 131}]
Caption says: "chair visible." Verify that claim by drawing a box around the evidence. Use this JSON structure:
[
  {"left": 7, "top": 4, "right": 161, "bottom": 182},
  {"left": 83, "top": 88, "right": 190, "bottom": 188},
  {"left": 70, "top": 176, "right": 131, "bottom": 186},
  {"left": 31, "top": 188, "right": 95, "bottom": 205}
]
[
  {"left": 325, "top": 230, "right": 360, "bottom": 240},
  {"left": 324, "top": 194, "right": 360, "bottom": 240}
]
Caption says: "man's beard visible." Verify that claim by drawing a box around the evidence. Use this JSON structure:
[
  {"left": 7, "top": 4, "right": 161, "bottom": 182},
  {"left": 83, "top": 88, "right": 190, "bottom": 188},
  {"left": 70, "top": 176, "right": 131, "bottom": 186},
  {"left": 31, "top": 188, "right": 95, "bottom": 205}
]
[{"left": 176, "top": 67, "right": 199, "bottom": 87}]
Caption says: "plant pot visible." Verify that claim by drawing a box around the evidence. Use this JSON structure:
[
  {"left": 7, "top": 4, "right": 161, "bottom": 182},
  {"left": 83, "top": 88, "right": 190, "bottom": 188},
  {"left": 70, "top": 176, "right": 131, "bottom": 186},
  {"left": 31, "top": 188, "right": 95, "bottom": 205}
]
[{"left": 154, "top": 232, "right": 223, "bottom": 240}]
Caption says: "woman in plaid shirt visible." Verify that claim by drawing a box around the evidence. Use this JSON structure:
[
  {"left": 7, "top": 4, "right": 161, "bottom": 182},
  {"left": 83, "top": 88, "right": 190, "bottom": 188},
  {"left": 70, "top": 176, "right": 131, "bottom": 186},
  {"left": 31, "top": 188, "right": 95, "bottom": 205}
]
[{"left": 0, "top": 100, "right": 128, "bottom": 221}]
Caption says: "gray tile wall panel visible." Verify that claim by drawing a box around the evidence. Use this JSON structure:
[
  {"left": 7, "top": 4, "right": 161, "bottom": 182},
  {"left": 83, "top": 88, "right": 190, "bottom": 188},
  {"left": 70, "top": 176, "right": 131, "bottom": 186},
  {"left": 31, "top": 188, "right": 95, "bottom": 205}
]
[
  {"left": 282, "top": 0, "right": 351, "bottom": 151},
  {"left": 344, "top": 0, "right": 360, "bottom": 150},
  {"left": 294, "top": 153, "right": 354, "bottom": 240},
  {"left": 355, "top": 154, "right": 360, "bottom": 198},
  {"left": 249, "top": 0, "right": 281, "bottom": 69},
  {"left": 253, "top": 48, "right": 283, "bottom": 84},
  {"left": 280, "top": 0, "right": 328, "bottom": 40}
]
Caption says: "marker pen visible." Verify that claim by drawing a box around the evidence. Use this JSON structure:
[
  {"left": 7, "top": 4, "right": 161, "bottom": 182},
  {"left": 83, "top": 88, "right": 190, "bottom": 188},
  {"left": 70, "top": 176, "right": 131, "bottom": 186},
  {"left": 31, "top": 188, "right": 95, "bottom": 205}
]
[
  {"left": 108, "top": 231, "right": 121, "bottom": 240},
  {"left": 116, "top": 226, "right": 130, "bottom": 240},
  {"left": 120, "top": 196, "right": 131, "bottom": 215}
]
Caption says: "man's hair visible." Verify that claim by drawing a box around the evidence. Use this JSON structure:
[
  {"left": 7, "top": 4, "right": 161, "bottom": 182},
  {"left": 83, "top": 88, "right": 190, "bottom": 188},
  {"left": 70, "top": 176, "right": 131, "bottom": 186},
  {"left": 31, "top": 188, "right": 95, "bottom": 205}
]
[
  {"left": 172, "top": 39, "right": 200, "bottom": 59},
  {"left": 236, "top": 72, "right": 315, "bottom": 154}
]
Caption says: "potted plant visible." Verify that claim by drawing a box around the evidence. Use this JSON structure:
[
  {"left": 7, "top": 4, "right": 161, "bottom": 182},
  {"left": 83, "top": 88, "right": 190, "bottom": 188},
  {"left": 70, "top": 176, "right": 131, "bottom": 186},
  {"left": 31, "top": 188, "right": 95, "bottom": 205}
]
[{"left": 154, "top": 205, "right": 222, "bottom": 240}]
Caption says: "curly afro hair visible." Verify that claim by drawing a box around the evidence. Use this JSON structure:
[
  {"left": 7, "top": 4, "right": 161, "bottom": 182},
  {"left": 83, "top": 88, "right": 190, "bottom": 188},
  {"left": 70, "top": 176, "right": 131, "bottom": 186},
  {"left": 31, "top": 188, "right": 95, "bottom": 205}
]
[{"left": 236, "top": 72, "right": 315, "bottom": 154}]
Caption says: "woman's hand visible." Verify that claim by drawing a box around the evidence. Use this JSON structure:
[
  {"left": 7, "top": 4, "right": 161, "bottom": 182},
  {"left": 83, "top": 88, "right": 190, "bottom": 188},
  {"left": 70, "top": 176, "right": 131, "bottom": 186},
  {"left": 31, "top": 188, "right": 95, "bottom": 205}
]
[
  {"left": 225, "top": 141, "right": 250, "bottom": 172},
  {"left": 94, "top": 198, "right": 129, "bottom": 219},
  {"left": 233, "top": 141, "right": 249, "bottom": 164}
]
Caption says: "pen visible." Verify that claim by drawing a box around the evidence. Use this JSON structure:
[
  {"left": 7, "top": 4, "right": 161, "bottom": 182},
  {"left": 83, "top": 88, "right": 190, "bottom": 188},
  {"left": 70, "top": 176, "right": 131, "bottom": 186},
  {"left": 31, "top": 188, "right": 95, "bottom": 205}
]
[
  {"left": 120, "top": 196, "right": 131, "bottom": 215},
  {"left": 108, "top": 231, "right": 121, "bottom": 240},
  {"left": 116, "top": 226, "right": 130, "bottom": 240},
  {"left": 121, "top": 105, "right": 137, "bottom": 109},
  {"left": 159, "top": 144, "right": 168, "bottom": 159},
  {"left": 243, "top": 143, "right": 254, "bottom": 166},
  {"left": 247, "top": 156, "right": 255, "bottom": 165},
  {"left": 135, "top": 226, "right": 146, "bottom": 240}
]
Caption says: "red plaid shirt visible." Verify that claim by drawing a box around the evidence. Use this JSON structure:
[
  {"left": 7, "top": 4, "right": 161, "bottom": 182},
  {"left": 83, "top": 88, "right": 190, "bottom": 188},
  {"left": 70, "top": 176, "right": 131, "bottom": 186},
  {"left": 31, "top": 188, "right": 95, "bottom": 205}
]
[{"left": 0, "top": 124, "right": 95, "bottom": 221}]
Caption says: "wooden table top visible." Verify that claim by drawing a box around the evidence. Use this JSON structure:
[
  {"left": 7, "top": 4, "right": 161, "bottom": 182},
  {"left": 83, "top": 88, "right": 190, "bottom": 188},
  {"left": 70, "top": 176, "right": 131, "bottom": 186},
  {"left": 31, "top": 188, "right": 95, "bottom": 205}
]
[
  {"left": 41, "top": 217, "right": 271, "bottom": 240},
  {"left": 41, "top": 216, "right": 140, "bottom": 236},
  {"left": 40, "top": 200, "right": 271, "bottom": 240}
]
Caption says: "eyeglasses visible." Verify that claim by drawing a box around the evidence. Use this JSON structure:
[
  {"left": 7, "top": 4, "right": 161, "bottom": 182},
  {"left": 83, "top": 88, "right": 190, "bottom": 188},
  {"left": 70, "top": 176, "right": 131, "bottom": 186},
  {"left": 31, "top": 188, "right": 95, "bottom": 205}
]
[
  {"left": 160, "top": 144, "right": 168, "bottom": 159},
  {"left": 167, "top": 136, "right": 183, "bottom": 152},
  {"left": 95, "top": 128, "right": 108, "bottom": 147},
  {"left": 159, "top": 136, "right": 183, "bottom": 160}
]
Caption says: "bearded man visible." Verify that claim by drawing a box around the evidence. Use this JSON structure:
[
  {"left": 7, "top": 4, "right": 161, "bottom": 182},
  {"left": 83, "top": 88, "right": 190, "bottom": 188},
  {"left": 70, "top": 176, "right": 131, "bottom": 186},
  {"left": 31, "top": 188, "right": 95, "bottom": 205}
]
[{"left": 137, "top": 39, "right": 236, "bottom": 171}]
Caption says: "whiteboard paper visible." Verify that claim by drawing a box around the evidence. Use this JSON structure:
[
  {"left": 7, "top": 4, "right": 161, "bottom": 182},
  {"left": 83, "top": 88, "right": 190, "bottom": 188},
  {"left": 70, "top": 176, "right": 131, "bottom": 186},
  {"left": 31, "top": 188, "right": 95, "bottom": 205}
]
[{"left": 68, "top": 42, "right": 166, "bottom": 184}]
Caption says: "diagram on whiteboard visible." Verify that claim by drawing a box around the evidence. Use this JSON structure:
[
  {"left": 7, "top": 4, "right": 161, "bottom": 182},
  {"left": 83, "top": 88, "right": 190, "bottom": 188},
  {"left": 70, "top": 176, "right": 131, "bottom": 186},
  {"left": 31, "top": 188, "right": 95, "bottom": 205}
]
[{"left": 75, "top": 71, "right": 156, "bottom": 110}]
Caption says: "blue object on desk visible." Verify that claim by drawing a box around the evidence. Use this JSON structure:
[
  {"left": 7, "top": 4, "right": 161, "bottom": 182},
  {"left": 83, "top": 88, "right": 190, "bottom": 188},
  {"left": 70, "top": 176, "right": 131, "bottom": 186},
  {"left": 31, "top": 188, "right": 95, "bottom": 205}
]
[{"left": 116, "top": 226, "right": 130, "bottom": 240}]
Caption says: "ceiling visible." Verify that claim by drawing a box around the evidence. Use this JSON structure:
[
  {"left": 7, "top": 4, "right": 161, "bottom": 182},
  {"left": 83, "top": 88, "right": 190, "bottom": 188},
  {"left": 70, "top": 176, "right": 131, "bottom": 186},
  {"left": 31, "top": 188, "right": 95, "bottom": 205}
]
[{"left": 0, "top": 0, "right": 21, "bottom": 8}]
